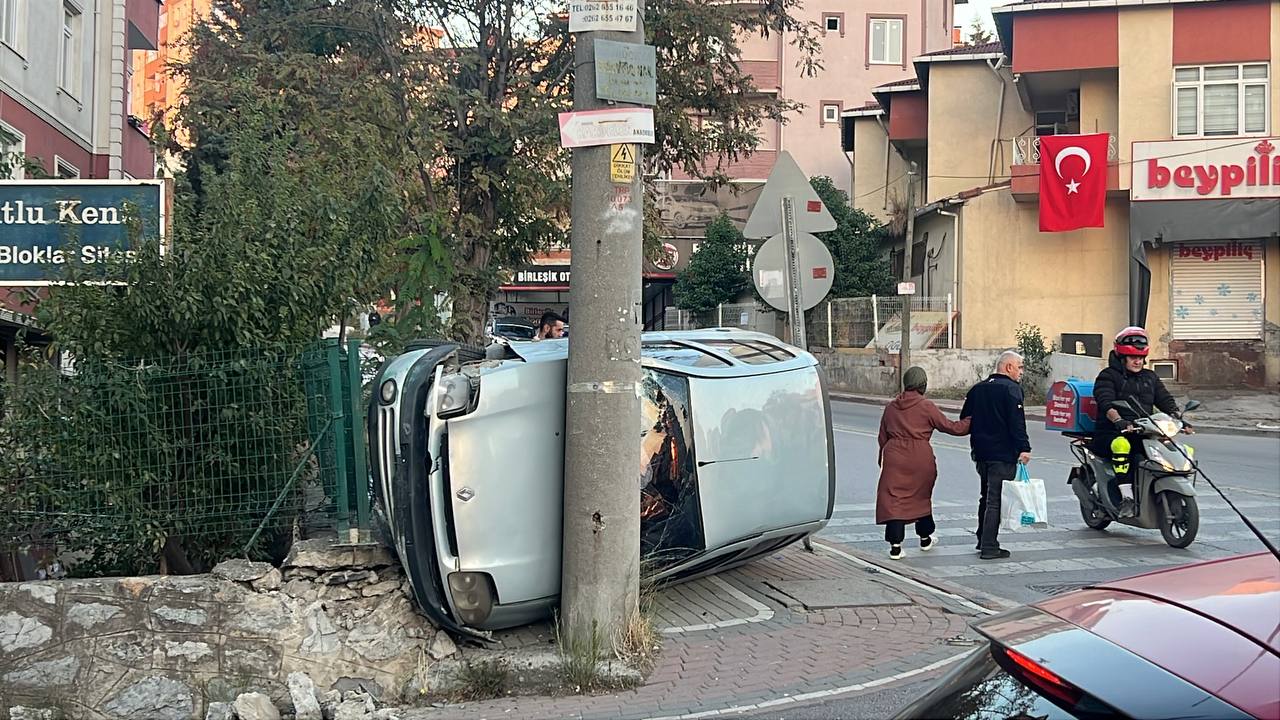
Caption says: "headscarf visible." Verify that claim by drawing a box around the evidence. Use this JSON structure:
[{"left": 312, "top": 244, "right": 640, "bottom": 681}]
[{"left": 903, "top": 366, "right": 928, "bottom": 394}]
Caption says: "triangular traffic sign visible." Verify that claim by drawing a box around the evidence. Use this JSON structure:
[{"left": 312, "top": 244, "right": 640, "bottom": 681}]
[{"left": 743, "top": 151, "right": 836, "bottom": 239}]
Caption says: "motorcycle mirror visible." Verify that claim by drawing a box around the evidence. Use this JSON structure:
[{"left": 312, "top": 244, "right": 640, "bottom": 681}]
[{"left": 1184, "top": 400, "right": 1202, "bottom": 412}]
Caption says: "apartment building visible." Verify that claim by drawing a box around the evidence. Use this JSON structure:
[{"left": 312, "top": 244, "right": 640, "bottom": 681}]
[
  {"left": 130, "top": 0, "right": 211, "bottom": 133},
  {"left": 846, "top": 0, "right": 1279, "bottom": 388}
]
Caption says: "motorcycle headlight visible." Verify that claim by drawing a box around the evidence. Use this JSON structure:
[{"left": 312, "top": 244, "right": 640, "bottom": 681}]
[
  {"left": 1156, "top": 419, "right": 1179, "bottom": 438},
  {"left": 436, "top": 374, "right": 474, "bottom": 418}
]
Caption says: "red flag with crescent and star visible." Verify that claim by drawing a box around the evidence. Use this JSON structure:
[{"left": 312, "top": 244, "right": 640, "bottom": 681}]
[{"left": 1038, "top": 133, "right": 1109, "bottom": 232}]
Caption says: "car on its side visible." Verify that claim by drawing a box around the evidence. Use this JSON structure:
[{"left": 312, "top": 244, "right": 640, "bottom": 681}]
[
  {"left": 368, "top": 330, "right": 835, "bottom": 639},
  {"left": 894, "top": 551, "right": 1280, "bottom": 719}
]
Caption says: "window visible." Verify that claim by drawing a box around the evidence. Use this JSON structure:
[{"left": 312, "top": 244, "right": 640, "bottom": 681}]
[
  {"left": 59, "top": 3, "right": 83, "bottom": 97},
  {"left": 1173, "top": 64, "right": 1269, "bottom": 137},
  {"left": 55, "top": 157, "right": 80, "bottom": 179},
  {"left": 823, "top": 104, "right": 841, "bottom": 125},
  {"left": 868, "top": 17, "right": 904, "bottom": 65},
  {"left": 0, "top": 121, "right": 25, "bottom": 180},
  {"left": 823, "top": 13, "right": 844, "bottom": 36},
  {"left": 1, "top": 0, "right": 23, "bottom": 51}
]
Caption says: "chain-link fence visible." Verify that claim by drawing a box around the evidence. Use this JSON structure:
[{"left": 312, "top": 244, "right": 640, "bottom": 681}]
[
  {"left": 0, "top": 339, "right": 370, "bottom": 577},
  {"left": 662, "top": 296, "right": 954, "bottom": 351}
]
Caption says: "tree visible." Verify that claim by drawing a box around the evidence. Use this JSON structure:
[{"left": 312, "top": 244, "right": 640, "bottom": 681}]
[
  {"left": 809, "top": 177, "right": 895, "bottom": 298},
  {"left": 674, "top": 214, "right": 749, "bottom": 313},
  {"left": 173, "top": 0, "right": 823, "bottom": 345},
  {"left": 966, "top": 15, "right": 994, "bottom": 46}
]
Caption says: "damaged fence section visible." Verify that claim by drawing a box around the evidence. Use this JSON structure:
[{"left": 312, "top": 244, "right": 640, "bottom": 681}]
[{"left": 0, "top": 340, "right": 371, "bottom": 580}]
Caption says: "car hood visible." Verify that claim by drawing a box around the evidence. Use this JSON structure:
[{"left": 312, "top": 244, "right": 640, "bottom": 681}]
[{"left": 1083, "top": 552, "right": 1280, "bottom": 653}]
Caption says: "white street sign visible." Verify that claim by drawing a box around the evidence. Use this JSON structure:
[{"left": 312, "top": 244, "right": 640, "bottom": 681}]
[
  {"left": 569, "top": 0, "right": 639, "bottom": 32},
  {"left": 752, "top": 231, "right": 834, "bottom": 312},
  {"left": 897, "top": 282, "right": 916, "bottom": 295},
  {"left": 559, "top": 108, "right": 655, "bottom": 149},
  {"left": 743, "top": 151, "right": 836, "bottom": 239}
]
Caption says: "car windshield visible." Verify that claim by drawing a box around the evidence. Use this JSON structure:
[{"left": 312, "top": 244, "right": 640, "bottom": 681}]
[
  {"left": 496, "top": 324, "right": 535, "bottom": 340},
  {"left": 641, "top": 342, "right": 731, "bottom": 368},
  {"left": 639, "top": 370, "right": 705, "bottom": 570},
  {"left": 896, "top": 646, "right": 1095, "bottom": 720}
]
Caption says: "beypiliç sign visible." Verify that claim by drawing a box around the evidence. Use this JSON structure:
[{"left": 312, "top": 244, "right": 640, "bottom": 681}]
[{"left": 1132, "top": 138, "right": 1280, "bottom": 201}]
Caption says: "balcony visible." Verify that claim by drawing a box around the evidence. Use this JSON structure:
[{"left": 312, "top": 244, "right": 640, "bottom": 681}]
[{"left": 1009, "top": 134, "right": 1124, "bottom": 202}]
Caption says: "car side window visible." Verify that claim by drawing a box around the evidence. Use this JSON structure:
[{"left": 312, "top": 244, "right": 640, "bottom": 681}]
[
  {"left": 639, "top": 369, "right": 706, "bottom": 570},
  {"left": 641, "top": 342, "right": 731, "bottom": 367},
  {"left": 700, "top": 339, "right": 795, "bottom": 365}
]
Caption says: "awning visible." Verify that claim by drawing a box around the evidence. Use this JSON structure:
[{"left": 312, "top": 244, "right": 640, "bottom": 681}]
[{"left": 1127, "top": 198, "right": 1280, "bottom": 327}]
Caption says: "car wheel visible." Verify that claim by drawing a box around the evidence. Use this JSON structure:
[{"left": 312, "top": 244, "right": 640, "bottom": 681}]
[
  {"left": 1080, "top": 502, "right": 1111, "bottom": 530},
  {"left": 1157, "top": 492, "right": 1199, "bottom": 548}
]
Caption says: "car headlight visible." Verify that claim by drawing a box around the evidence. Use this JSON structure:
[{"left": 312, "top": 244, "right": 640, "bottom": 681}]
[
  {"left": 448, "top": 572, "right": 495, "bottom": 626},
  {"left": 436, "top": 374, "right": 473, "bottom": 418},
  {"left": 379, "top": 379, "right": 397, "bottom": 405}
]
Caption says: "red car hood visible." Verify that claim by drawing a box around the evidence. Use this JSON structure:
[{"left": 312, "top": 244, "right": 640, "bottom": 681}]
[{"left": 1089, "top": 552, "right": 1280, "bottom": 653}]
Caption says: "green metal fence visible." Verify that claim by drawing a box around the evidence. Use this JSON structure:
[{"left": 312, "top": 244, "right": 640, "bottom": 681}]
[{"left": 0, "top": 340, "right": 371, "bottom": 576}]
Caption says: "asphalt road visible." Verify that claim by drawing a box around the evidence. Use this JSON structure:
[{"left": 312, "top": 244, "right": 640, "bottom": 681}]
[{"left": 821, "top": 399, "right": 1280, "bottom": 606}]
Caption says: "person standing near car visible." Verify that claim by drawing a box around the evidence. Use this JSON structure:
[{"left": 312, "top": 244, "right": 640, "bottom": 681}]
[
  {"left": 533, "top": 311, "right": 566, "bottom": 340},
  {"left": 876, "top": 367, "right": 971, "bottom": 560},
  {"left": 961, "top": 350, "right": 1032, "bottom": 560}
]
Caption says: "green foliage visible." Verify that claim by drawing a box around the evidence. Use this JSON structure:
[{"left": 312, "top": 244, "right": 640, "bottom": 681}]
[
  {"left": 809, "top": 177, "right": 895, "bottom": 298},
  {"left": 966, "top": 16, "right": 995, "bottom": 46},
  {"left": 673, "top": 215, "right": 749, "bottom": 313},
  {"left": 1016, "top": 323, "right": 1057, "bottom": 402}
]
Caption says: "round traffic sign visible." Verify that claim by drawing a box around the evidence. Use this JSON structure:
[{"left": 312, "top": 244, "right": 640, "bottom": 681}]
[{"left": 751, "top": 232, "right": 834, "bottom": 312}]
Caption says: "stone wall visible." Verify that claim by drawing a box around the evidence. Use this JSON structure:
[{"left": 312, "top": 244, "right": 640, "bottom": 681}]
[
  {"left": 0, "top": 540, "right": 465, "bottom": 720},
  {"left": 815, "top": 348, "right": 1104, "bottom": 398}
]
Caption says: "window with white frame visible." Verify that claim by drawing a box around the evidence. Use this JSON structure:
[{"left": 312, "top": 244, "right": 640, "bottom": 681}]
[
  {"left": 1173, "top": 64, "right": 1269, "bottom": 137},
  {"left": 55, "top": 157, "right": 80, "bottom": 179},
  {"left": 1, "top": 0, "right": 24, "bottom": 51},
  {"left": 60, "top": 3, "right": 83, "bottom": 97},
  {"left": 822, "top": 104, "right": 840, "bottom": 124},
  {"left": 1, "top": 121, "right": 26, "bottom": 180},
  {"left": 868, "top": 17, "right": 903, "bottom": 65}
]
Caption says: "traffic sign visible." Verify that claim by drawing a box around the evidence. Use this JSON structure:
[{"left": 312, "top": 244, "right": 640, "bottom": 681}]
[
  {"left": 751, "top": 231, "right": 834, "bottom": 312},
  {"left": 610, "top": 144, "right": 636, "bottom": 183},
  {"left": 558, "top": 108, "right": 655, "bottom": 148},
  {"left": 595, "top": 40, "right": 657, "bottom": 106},
  {"left": 742, "top": 151, "right": 836, "bottom": 240}
]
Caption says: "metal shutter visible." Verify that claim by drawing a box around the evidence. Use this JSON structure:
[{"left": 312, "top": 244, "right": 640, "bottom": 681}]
[{"left": 1170, "top": 251, "right": 1264, "bottom": 340}]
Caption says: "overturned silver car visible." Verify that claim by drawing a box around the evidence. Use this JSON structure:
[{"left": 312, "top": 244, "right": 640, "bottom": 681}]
[{"left": 369, "top": 330, "right": 835, "bottom": 637}]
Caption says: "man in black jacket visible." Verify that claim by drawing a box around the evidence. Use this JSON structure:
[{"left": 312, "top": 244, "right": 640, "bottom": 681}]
[
  {"left": 961, "top": 350, "right": 1032, "bottom": 560},
  {"left": 1091, "top": 327, "right": 1181, "bottom": 512}
]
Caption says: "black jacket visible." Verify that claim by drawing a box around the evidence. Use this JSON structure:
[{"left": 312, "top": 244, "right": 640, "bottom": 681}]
[
  {"left": 961, "top": 374, "right": 1031, "bottom": 464},
  {"left": 1093, "top": 351, "right": 1179, "bottom": 426}
]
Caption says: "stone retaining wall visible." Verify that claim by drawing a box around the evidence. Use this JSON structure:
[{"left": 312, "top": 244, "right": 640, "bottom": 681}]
[{"left": 0, "top": 540, "right": 465, "bottom": 719}]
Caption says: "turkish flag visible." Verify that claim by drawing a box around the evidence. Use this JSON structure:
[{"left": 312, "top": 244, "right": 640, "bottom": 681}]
[{"left": 1038, "top": 133, "right": 1109, "bottom": 232}]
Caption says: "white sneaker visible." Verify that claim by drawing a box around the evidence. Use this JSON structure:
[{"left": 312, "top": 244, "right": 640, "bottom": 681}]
[
  {"left": 889, "top": 544, "right": 903, "bottom": 560},
  {"left": 920, "top": 535, "right": 937, "bottom": 552}
]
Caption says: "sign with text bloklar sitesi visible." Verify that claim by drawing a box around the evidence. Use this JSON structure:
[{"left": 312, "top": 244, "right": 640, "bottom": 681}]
[{"left": 0, "top": 181, "right": 165, "bottom": 285}]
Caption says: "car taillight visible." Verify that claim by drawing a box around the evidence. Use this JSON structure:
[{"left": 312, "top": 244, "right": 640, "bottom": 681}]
[{"left": 1002, "top": 647, "right": 1082, "bottom": 707}]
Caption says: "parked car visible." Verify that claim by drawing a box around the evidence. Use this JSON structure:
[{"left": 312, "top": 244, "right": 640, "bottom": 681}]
[
  {"left": 894, "top": 551, "right": 1280, "bottom": 719},
  {"left": 485, "top": 316, "right": 536, "bottom": 342},
  {"left": 368, "top": 330, "right": 835, "bottom": 638}
]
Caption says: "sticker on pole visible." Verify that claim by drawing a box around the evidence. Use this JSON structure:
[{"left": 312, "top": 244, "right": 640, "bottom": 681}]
[
  {"left": 569, "top": 0, "right": 638, "bottom": 32},
  {"left": 897, "top": 282, "right": 916, "bottom": 295},
  {"left": 595, "top": 40, "right": 657, "bottom": 106},
  {"left": 743, "top": 151, "right": 836, "bottom": 240},
  {"left": 610, "top": 144, "right": 636, "bottom": 184},
  {"left": 751, "top": 232, "right": 834, "bottom": 312},
  {"left": 559, "top": 108, "right": 655, "bottom": 148}
]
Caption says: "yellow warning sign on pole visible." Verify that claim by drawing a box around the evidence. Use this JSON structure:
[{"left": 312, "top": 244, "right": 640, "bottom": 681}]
[{"left": 610, "top": 143, "right": 636, "bottom": 184}]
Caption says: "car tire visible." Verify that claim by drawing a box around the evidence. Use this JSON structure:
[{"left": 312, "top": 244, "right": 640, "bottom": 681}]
[
  {"left": 1157, "top": 492, "right": 1199, "bottom": 548},
  {"left": 1080, "top": 502, "right": 1111, "bottom": 530}
]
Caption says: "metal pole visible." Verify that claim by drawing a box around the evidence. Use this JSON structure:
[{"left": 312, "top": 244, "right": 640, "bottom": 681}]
[
  {"left": 718, "top": 303, "right": 723, "bottom": 328},
  {"left": 561, "top": 4, "right": 644, "bottom": 652},
  {"left": 827, "top": 300, "right": 834, "bottom": 349},
  {"left": 947, "top": 293, "right": 954, "bottom": 349},
  {"left": 781, "top": 196, "right": 807, "bottom": 350},
  {"left": 346, "top": 339, "right": 371, "bottom": 540},
  {"left": 899, "top": 170, "right": 918, "bottom": 390},
  {"left": 325, "top": 339, "right": 351, "bottom": 538}
]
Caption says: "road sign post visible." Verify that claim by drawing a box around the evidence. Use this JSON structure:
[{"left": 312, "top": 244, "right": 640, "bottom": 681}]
[{"left": 781, "top": 195, "right": 806, "bottom": 350}]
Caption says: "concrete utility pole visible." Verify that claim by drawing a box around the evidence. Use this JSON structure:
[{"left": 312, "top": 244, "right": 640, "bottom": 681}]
[
  {"left": 899, "top": 167, "right": 918, "bottom": 389},
  {"left": 561, "top": 3, "right": 645, "bottom": 652}
]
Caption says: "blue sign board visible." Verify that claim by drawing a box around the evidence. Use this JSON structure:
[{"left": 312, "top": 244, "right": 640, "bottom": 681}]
[{"left": 0, "top": 180, "right": 165, "bottom": 285}]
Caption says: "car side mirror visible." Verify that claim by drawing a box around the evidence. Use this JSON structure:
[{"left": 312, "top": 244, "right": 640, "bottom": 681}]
[{"left": 1183, "top": 400, "right": 1201, "bottom": 413}]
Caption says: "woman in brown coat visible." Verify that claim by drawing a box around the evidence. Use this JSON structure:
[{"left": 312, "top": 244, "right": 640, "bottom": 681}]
[{"left": 876, "top": 367, "right": 971, "bottom": 560}]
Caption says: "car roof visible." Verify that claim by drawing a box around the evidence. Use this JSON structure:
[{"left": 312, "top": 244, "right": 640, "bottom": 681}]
[{"left": 1078, "top": 551, "right": 1280, "bottom": 653}]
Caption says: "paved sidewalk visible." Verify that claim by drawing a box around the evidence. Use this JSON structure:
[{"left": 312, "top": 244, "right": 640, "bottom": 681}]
[
  {"left": 832, "top": 390, "right": 1280, "bottom": 436},
  {"left": 401, "top": 542, "right": 991, "bottom": 720}
]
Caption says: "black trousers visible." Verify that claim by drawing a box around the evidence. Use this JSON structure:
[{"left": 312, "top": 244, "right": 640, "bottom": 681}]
[
  {"left": 976, "top": 461, "right": 1017, "bottom": 552},
  {"left": 885, "top": 514, "right": 936, "bottom": 545}
]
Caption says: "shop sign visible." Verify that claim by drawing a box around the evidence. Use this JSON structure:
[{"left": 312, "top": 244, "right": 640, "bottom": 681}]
[
  {"left": 1176, "top": 241, "right": 1259, "bottom": 262},
  {"left": 0, "top": 180, "right": 165, "bottom": 285},
  {"left": 510, "top": 266, "right": 570, "bottom": 287},
  {"left": 1132, "top": 137, "right": 1280, "bottom": 201}
]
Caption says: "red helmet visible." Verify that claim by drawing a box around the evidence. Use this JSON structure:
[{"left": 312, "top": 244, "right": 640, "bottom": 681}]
[{"left": 1114, "top": 326, "right": 1149, "bottom": 357}]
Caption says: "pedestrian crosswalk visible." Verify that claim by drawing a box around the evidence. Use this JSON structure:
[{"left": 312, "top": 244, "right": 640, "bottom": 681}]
[{"left": 816, "top": 493, "right": 1280, "bottom": 597}]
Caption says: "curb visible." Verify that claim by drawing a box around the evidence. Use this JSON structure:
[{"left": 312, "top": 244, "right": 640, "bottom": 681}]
[
  {"left": 820, "top": 542, "right": 1021, "bottom": 614},
  {"left": 830, "top": 392, "right": 1279, "bottom": 438}
]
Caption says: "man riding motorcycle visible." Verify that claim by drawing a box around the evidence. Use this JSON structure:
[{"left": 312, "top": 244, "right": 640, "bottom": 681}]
[{"left": 1090, "top": 327, "right": 1187, "bottom": 512}]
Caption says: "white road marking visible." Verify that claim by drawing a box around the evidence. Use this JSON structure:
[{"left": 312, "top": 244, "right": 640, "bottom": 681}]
[{"left": 660, "top": 576, "right": 774, "bottom": 635}]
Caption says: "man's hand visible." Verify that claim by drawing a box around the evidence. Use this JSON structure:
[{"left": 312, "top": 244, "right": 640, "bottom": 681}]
[{"left": 1018, "top": 452, "right": 1032, "bottom": 465}]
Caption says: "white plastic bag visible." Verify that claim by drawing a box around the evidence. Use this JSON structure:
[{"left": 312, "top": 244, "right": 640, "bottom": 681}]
[{"left": 1001, "top": 465, "right": 1049, "bottom": 530}]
